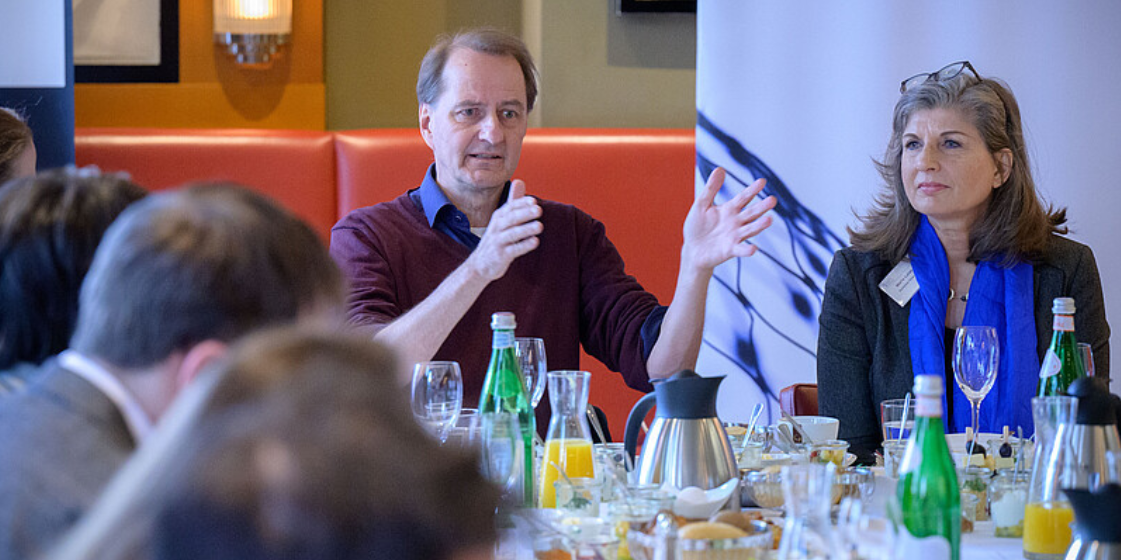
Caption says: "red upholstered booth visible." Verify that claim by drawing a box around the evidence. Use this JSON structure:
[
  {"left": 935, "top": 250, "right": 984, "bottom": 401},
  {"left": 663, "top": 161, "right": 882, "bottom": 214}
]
[
  {"left": 76, "top": 127, "right": 697, "bottom": 440},
  {"left": 76, "top": 128, "right": 338, "bottom": 240}
]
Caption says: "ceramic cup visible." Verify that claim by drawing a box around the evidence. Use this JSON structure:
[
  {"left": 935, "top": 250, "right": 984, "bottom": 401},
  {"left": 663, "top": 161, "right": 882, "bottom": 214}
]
[{"left": 778, "top": 415, "right": 840, "bottom": 444}]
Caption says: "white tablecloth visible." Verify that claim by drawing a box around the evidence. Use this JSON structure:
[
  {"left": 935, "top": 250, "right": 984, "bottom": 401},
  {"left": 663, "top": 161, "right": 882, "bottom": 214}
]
[{"left": 870, "top": 469, "right": 1024, "bottom": 560}]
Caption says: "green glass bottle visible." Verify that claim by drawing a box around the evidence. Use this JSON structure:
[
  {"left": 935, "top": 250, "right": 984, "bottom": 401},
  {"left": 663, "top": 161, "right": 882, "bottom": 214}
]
[
  {"left": 897, "top": 374, "right": 961, "bottom": 560},
  {"left": 478, "top": 312, "right": 536, "bottom": 507},
  {"left": 1037, "top": 297, "right": 1087, "bottom": 397}
]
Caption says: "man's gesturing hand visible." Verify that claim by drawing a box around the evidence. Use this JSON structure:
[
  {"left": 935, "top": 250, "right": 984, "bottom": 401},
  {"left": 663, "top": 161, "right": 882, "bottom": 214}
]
[
  {"left": 681, "top": 167, "right": 776, "bottom": 274},
  {"left": 467, "top": 179, "right": 543, "bottom": 281}
]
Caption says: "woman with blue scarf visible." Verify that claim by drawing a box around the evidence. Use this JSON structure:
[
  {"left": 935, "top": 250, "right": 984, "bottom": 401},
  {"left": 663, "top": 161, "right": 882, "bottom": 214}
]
[{"left": 817, "top": 62, "right": 1110, "bottom": 463}]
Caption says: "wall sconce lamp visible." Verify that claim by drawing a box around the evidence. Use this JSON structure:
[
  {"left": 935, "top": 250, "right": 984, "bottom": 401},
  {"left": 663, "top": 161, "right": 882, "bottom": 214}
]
[{"left": 214, "top": 0, "right": 292, "bottom": 67}]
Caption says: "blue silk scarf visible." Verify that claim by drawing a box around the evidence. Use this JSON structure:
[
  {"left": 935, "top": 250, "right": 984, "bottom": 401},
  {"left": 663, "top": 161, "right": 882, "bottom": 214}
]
[{"left": 907, "top": 216, "right": 1038, "bottom": 436}]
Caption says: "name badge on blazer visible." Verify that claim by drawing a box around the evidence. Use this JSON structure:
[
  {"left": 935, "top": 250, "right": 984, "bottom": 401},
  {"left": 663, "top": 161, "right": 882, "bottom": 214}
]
[{"left": 879, "top": 259, "right": 919, "bottom": 307}]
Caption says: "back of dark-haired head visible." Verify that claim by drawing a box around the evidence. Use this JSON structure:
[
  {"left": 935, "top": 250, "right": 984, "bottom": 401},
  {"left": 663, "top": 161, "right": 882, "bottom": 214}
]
[
  {"left": 0, "top": 168, "right": 146, "bottom": 370},
  {"left": 417, "top": 27, "right": 539, "bottom": 111},
  {"left": 852, "top": 70, "right": 1066, "bottom": 265},
  {"left": 70, "top": 185, "right": 345, "bottom": 368},
  {"left": 148, "top": 329, "right": 498, "bottom": 560},
  {"left": 0, "top": 108, "right": 33, "bottom": 183}
]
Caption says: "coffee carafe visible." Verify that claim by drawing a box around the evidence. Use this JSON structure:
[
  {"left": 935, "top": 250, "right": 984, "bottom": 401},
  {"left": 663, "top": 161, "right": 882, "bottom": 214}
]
[
  {"left": 623, "top": 370, "right": 738, "bottom": 501},
  {"left": 1065, "top": 377, "right": 1121, "bottom": 489},
  {"left": 1064, "top": 484, "right": 1121, "bottom": 560}
]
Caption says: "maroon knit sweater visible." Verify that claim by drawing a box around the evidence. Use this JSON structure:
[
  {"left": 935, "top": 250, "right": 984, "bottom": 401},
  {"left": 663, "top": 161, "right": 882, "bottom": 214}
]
[{"left": 330, "top": 192, "right": 660, "bottom": 417}]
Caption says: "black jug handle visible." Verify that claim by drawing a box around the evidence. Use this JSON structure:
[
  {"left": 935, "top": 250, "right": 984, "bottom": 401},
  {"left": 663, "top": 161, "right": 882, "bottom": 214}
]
[{"left": 624, "top": 392, "right": 657, "bottom": 463}]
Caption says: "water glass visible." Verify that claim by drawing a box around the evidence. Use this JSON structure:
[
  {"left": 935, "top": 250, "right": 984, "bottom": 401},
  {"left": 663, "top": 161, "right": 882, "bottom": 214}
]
[
  {"left": 1078, "top": 343, "right": 1095, "bottom": 377},
  {"left": 882, "top": 438, "right": 907, "bottom": 478},
  {"left": 832, "top": 467, "right": 875, "bottom": 505},
  {"left": 447, "top": 408, "right": 479, "bottom": 447},
  {"left": 480, "top": 412, "right": 525, "bottom": 502},
  {"left": 880, "top": 399, "right": 914, "bottom": 441},
  {"left": 837, "top": 499, "right": 896, "bottom": 560},
  {"left": 593, "top": 442, "right": 629, "bottom": 501},
  {"left": 738, "top": 440, "right": 765, "bottom": 469}
]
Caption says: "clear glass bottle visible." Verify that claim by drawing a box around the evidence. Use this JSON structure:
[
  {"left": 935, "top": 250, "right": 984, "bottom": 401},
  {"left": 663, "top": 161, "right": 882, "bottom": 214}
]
[
  {"left": 1024, "top": 396, "right": 1079, "bottom": 560},
  {"left": 1037, "top": 297, "right": 1088, "bottom": 397},
  {"left": 539, "top": 370, "right": 596, "bottom": 508},
  {"left": 897, "top": 374, "right": 960, "bottom": 560},
  {"left": 478, "top": 312, "right": 536, "bottom": 507}
]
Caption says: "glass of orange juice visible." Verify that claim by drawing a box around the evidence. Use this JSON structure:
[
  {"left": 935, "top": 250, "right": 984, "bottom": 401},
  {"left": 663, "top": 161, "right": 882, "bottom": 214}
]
[
  {"left": 539, "top": 370, "right": 597, "bottom": 508},
  {"left": 1023, "top": 501, "right": 1075, "bottom": 559}
]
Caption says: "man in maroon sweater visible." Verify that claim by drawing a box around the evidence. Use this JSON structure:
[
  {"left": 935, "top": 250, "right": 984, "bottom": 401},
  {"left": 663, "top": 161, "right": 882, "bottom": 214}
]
[{"left": 330, "top": 29, "right": 775, "bottom": 414}]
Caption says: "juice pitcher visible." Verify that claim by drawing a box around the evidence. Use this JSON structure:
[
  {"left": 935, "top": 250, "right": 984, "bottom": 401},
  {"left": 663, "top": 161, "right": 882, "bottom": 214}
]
[
  {"left": 1025, "top": 396, "right": 1080, "bottom": 560},
  {"left": 539, "top": 370, "right": 596, "bottom": 508}
]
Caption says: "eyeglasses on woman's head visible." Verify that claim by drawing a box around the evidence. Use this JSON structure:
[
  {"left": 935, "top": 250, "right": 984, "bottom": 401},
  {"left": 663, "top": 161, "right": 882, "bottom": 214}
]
[{"left": 900, "top": 61, "right": 980, "bottom": 93}]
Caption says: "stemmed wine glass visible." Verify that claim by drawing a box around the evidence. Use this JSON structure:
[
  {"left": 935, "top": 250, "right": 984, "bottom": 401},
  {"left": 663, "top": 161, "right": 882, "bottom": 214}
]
[
  {"left": 411, "top": 361, "right": 463, "bottom": 443},
  {"left": 514, "top": 337, "right": 548, "bottom": 408},
  {"left": 952, "top": 326, "right": 999, "bottom": 437}
]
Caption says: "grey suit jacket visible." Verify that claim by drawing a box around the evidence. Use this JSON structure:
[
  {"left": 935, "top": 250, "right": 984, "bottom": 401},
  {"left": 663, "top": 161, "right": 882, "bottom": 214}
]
[
  {"left": 0, "top": 361, "right": 135, "bottom": 560},
  {"left": 817, "top": 234, "right": 1111, "bottom": 460}
]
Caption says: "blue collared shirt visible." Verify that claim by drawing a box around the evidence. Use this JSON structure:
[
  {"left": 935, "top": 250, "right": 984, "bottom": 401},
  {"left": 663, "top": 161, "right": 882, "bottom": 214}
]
[{"left": 409, "top": 164, "right": 510, "bottom": 250}]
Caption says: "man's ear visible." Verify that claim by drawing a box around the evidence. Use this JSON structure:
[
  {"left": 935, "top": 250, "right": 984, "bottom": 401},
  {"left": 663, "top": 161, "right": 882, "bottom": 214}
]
[
  {"left": 175, "top": 339, "right": 228, "bottom": 391},
  {"left": 419, "top": 103, "right": 435, "bottom": 149},
  {"left": 994, "top": 148, "right": 1014, "bottom": 188}
]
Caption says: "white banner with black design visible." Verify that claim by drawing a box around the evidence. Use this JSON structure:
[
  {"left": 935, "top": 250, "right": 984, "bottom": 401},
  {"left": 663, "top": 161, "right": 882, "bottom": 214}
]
[{"left": 697, "top": 0, "right": 1121, "bottom": 424}]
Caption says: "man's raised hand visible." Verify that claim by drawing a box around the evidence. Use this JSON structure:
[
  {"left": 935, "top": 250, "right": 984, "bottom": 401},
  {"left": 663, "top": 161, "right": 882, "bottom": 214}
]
[
  {"left": 681, "top": 167, "right": 776, "bottom": 273},
  {"left": 467, "top": 179, "right": 543, "bottom": 281}
]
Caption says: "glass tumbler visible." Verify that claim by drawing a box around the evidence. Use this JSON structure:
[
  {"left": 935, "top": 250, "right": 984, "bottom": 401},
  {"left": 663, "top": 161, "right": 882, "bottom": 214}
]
[
  {"left": 959, "top": 465, "right": 992, "bottom": 521},
  {"left": 990, "top": 469, "right": 1029, "bottom": 537}
]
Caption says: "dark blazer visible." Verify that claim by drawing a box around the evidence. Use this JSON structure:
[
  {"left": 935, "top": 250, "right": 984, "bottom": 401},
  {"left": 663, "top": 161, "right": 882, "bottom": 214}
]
[
  {"left": 817, "top": 234, "right": 1110, "bottom": 460},
  {"left": 0, "top": 361, "right": 135, "bottom": 560}
]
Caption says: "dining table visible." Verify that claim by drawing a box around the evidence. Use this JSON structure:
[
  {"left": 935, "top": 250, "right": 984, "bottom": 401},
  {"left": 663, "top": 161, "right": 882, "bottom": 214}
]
[{"left": 865, "top": 467, "right": 1029, "bottom": 560}]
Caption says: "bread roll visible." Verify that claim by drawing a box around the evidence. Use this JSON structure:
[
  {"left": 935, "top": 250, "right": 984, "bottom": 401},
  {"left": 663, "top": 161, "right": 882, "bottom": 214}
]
[
  {"left": 679, "top": 522, "right": 748, "bottom": 540},
  {"left": 709, "top": 511, "right": 761, "bottom": 533}
]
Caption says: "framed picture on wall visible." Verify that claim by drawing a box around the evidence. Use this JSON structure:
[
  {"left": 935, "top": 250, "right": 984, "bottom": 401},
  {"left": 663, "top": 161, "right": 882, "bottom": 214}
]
[
  {"left": 618, "top": 0, "right": 696, "bottom": 13},
  {"left": 74, "top": 0, "right": 179, "bottom": 83}
]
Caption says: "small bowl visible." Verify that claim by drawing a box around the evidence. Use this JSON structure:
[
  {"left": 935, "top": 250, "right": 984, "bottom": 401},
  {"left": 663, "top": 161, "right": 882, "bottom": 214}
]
[
  {"left": 809, "top": 440, "right": 850, "bottom": 467},
  {"left": 743, "top": 469, "right": 784, "bottom": 509},
  {"left": 672, "top": 478, "right": 740, "bottom": 519}
]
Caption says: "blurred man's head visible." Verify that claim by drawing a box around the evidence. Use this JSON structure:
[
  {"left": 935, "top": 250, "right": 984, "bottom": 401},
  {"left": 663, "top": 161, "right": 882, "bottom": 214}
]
[
  {"left": 69, "top": 184, "right": 345, "bottom": 417},
  {"left": 0, "top": 168, "right": 146, "bottom": 370},
  {"left": 151, "top": 329, "right": 499, "bottom": 560}
]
